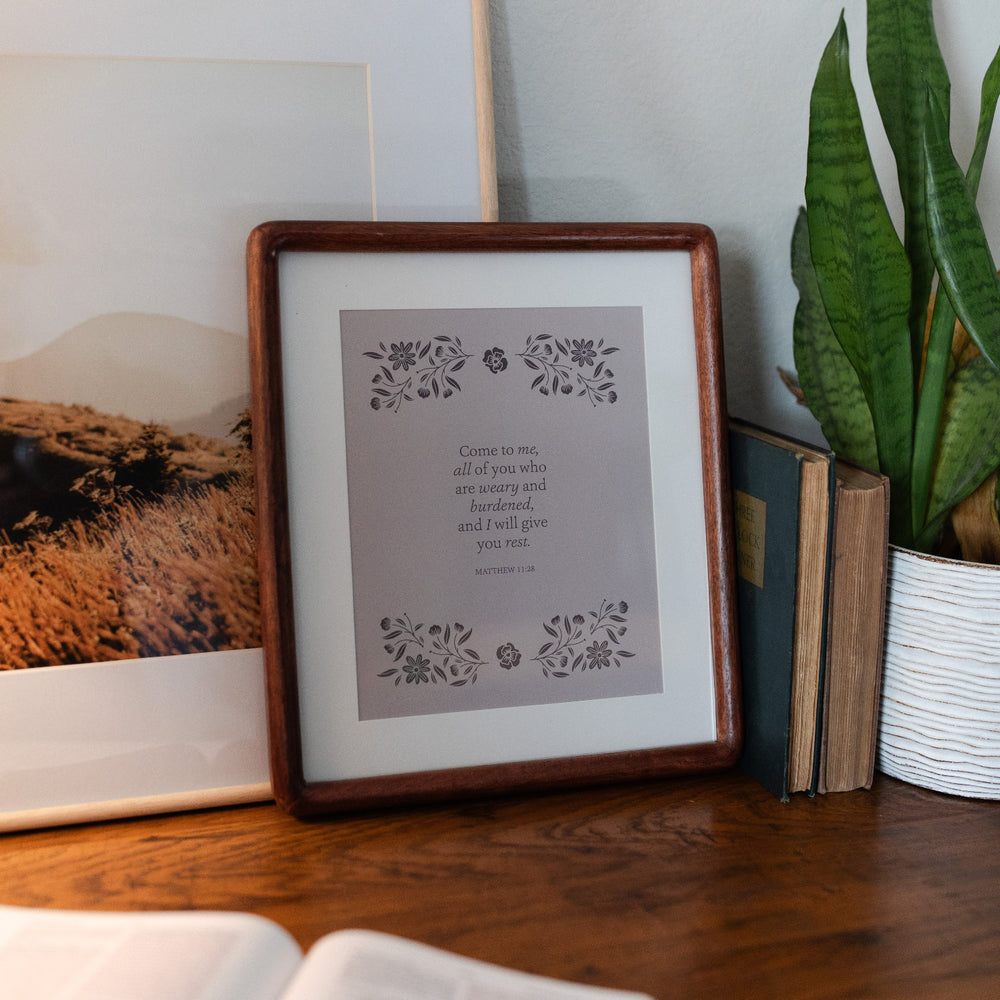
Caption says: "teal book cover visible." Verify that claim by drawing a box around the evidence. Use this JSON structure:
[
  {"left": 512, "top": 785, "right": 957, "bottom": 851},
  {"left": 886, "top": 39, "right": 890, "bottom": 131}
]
[{"left": 729, "top": 423, "right": 805, "bottom": 801}]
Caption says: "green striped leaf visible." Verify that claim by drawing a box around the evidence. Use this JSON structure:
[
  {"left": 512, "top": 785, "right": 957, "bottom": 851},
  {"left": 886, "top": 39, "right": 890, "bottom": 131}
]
[
  {"left": 912, "top": 42, "right": 1000, "bottom": 540},
  {"left": 966, "top": 41, "right": 1000, "bottom": 197},
  {"left": 910, "top": 290, "right": 957, "bottom": 534},
  {"left": 923, "top": 85, "right": 1000, "bottom": 370},
  {"left": 867, "top": 0, "right": 951, "bottom": 358},
  {"left": 805, "top": 14, "right": 914, "bottom": 537},
  {"left": 924, "top": 356, "right": 1000, "bottom": 534},
  {"left": 790, "top": 208, "right": 878, "bottom": 470}
]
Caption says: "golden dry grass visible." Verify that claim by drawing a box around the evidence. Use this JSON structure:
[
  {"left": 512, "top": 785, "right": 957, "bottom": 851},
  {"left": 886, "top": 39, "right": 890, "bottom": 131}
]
[{"left": 0, "top": 474, "right": 260, "bottom": 669}]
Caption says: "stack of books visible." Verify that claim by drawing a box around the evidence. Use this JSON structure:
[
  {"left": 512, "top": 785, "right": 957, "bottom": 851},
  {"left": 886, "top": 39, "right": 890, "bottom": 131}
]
[{"left": 729, "top": 419, "right": 890, "bottom": 800}]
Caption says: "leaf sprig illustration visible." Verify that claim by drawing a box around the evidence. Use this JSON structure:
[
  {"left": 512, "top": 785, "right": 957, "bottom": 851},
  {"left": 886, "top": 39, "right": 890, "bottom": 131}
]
[
  {"left": 366, "top": 336, "right": 472, "bottom": 412},
  {"left": 365, "top": 333, "right": 622, "bottom": 410},
  {"left": 377, "top": 614, "right": 487, "bottom": 686},
  {"left": 533, "top": 599, "right": 634, "bottom": 678},
  {"left": 377, "top": 600, "right": 634, "bottom": 689},
  {"left": 518, "top": 335, "right": 620, "bottom": 405}
]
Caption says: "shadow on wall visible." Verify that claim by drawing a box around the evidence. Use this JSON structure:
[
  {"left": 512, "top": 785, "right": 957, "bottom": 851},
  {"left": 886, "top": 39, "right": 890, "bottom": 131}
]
[
  {"left": 718, "top": 241, "right": 784, "bottom": 432},
  {"left": 497, "top": 176, "right": 643, "bottom": 224},
  {"left": 717, "top": 236, "right": 826, "bottom": 444}
]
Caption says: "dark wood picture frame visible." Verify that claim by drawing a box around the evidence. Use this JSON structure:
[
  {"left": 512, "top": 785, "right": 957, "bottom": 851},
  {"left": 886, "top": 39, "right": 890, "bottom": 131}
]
[{"left": 247, "top": 221, "right": 741, "bottom": 817}]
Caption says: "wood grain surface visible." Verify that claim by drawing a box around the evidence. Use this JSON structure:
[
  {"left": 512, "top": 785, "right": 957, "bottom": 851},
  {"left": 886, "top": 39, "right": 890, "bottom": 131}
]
[{"left": 3, "top": 770, "right": 998, "bottom": 999}]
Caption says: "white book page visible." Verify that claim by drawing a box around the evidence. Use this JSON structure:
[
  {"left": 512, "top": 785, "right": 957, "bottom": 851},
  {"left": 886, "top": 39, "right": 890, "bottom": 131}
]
[
  {"left": 282, "top": 930, "right": 654, "bottom": 1000},
  {"left": 0, "top": 906, "right": 303, "bottom": 1000}
]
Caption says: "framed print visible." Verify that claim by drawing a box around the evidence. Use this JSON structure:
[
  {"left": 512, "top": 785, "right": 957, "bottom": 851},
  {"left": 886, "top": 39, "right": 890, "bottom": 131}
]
[
  {"left": 0, "top": 2, "right": 494, "bottom": 833},
  {"left": 0, "top": 0, "right": 496, "bottom": 223},
  {"left": 248, "top": 222, "right": 741, "bottom": 817}
]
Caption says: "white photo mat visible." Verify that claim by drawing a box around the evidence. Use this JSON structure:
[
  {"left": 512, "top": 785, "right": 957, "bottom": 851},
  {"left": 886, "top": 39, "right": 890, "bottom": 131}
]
[
  {"left": 248, "top": 223, "right": 740, "bottom": 816},
  {"left": 0, "top": 1, "right": 495, "bottom": 833},
  {"left": 288, "top": 251, "right": 713, "bottom": 777},
  {"left": 0, "top": 0, "right": 495, "bottom": 223}
]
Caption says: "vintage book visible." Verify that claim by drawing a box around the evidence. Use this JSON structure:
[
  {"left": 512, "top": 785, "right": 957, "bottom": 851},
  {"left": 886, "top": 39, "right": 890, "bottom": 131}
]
[
  {"left": 0, "top": 904, "right": 653, "bottom": 1000},
  {"left": 818, "top": 460, "right": 891, "bottom": 794},
  {"left": 729, "top": 420, "right": 836, "bottom": 800}
]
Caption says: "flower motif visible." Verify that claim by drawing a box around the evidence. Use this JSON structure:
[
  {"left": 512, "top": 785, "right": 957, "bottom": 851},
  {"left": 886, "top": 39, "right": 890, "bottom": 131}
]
[
  {"left": 482, "top": 347, "right": 508, "bottom": 374},
  {"left": 585, "top": 640, "right": 612, "bottom": 670},
  {"left": 532, "top": 599, "right": 634, "bottom": 678},
  {"left": 497, "top": 642, "right": 521, "bottom": 670},
  {"left": 402, "top": 654, "right": 431, "bottom": 683},
  {"left": 570, "top": 339, "right": 597, "bottom": 367},
  {"left": 378, "top": 616, "right": 487, "bottom": 688},
  {"left": 387, "top": 342, "right": 417, "bottom": 371}
]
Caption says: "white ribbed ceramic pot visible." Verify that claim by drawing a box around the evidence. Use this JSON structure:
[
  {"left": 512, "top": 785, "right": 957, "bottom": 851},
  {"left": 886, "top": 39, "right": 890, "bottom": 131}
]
[{"left": 877, "top": 546, "right": 1000, "bottom": 799}]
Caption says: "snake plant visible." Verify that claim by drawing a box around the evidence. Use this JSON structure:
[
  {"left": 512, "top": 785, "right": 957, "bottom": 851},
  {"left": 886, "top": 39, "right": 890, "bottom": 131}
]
[{"left": 789, "top": 0, "right": 1000, "bottom": 560}]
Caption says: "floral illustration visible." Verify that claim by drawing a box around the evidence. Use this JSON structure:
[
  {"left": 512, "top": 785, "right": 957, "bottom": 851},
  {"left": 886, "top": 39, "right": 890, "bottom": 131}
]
[
  {"left": 482, "top": 347, "right": 508, "bottom": 373},
  {"left": 584, "top": 640, "right": 612, "bottom": 669},
  {"left": 497, "top": 642, "right": 521, "bottom": 669},
  {"left": 364, "top": 332, "right": 622, "bottom": 409},
  {"left": 400, "top": 654, "right": 432, "bottom": 684},
  {"left": 366, "top": 336, "right": 472, "bottom": 412},
  {"left": 570, "top": 340, "right": 598, "bottom": 367},
  {"left": 378, "top": 615, "right": 488, "bottom": 686},
  {"left": 376, "top": 600, "right": 633, "bottom": 689},
  {"left": 532, "top": 599, "right": 634, "bottom": 678},
  {"left": 386, "top": 342, "right": 418, "bottom": 371},
  {"left": 518, "top": 334, "right": 619, "bottom": 405}
]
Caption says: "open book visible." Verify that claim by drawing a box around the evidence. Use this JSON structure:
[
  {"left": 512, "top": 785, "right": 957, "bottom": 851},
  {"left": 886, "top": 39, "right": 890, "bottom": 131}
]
[{"left": 0, "top": 904, "right": 654, "bottom": 1000}]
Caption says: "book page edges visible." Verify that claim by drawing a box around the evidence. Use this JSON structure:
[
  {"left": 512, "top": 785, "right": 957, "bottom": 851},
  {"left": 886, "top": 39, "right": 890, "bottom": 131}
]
[{"left": 787, "top": 454, "right": 832, "bottom": 792}]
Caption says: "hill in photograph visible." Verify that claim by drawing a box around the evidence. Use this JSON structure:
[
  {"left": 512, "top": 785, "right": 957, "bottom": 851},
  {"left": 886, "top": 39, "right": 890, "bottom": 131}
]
[
  {"left": 0, "top": 396, "right": 242, "bottom": 534},
  {"left": 0, "top": 311, "right": 251, "bottom": 439}
]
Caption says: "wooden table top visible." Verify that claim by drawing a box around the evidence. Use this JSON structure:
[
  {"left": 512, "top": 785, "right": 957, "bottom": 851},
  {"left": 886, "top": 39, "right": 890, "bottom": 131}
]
[{"left": 2, "top": 769, "right": 998, "bottom": 999}]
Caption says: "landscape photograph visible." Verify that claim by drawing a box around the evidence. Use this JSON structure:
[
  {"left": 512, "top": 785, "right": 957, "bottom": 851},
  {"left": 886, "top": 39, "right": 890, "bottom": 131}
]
[
  {"left": 0, "top": 48, "right": 374, "bottom": 818},
  {"left": 0, "top": 313, "right": 261, "bottom": 670},
  {"left": 0, "top": 52, "right": 371, "bottom": 676}
]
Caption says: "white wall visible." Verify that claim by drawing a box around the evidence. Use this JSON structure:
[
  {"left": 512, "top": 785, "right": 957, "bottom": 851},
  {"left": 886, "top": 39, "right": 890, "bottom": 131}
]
[{"left": 488, "top": 0, "right": 1000, "bottom": 444}]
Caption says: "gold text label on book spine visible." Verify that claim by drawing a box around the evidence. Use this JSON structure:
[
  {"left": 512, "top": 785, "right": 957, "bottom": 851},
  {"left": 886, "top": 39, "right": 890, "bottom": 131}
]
[{"left": 734, "top": 490, "right": 766, "bottom": 588}]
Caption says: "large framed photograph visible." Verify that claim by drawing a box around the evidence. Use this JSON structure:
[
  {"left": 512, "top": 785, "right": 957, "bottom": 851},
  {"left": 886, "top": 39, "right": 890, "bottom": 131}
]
[
  {"left": 248, "top": 222, "right": 741, "bottom": 816},
  {"left": 0, "top": 1, "right": 494, "bottom": 832}
]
